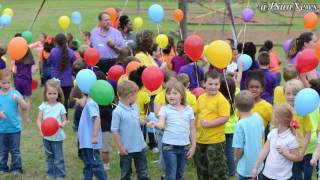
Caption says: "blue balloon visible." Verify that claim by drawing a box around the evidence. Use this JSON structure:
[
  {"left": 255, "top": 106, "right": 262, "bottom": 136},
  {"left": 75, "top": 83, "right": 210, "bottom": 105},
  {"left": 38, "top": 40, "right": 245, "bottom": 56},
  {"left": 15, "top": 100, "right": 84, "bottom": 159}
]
[
  {"left": 0, "top": 14, "right": 12, "bottom": 27},
  {"left": 76, "top": 69, "right": 97, "bottom": 94},
  {"left": 237, "top": 54, "right": 252, "bottom": 71},
  {"left": 71, "top": 11, "right": 82, "bottom": 25},
  {"left": 148, "top": 4, "right": 164, "bottom": 24},
  {"left": 294, "top": 88, "right": 320, "bottom": 116}
]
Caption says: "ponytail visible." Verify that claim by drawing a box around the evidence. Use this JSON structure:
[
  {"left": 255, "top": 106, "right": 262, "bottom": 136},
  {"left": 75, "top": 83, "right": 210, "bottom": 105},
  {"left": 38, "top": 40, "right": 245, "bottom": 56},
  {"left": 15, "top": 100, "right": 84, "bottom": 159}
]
[{"left": 55, "top": 33, "right": 70, "bottom": 71}]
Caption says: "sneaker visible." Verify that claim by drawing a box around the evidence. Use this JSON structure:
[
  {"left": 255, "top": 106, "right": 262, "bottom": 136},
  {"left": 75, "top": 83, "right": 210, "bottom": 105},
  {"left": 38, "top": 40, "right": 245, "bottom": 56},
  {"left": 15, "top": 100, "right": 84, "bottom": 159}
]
[
  {"left": 0, "top": 171, "right": 8, "bottom": 175},
  {"left": 151, "top": 147, "right": 159, "bottom": 153},
  {"left": 103, "top": 163, "right": 110, "bottom": 171}
]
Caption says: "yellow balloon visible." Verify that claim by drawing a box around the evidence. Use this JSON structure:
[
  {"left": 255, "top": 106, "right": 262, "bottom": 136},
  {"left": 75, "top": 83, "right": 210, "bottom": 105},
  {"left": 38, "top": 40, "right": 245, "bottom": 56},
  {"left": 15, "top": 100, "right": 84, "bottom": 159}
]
[
  {"left": 58, "top": 16, "right": 70, "bottom": 30},
  {"left": 2, "top": 8, "right": 14, "bottom": 16},
  {"left": 207, "top": 40, "right": 232, "bottom": 69},
  {"left": 156, "top": 34, "right": 168, "bottom": 49},
  {"left": 133, "top": 17, "right": 143, "bottom": 29}
]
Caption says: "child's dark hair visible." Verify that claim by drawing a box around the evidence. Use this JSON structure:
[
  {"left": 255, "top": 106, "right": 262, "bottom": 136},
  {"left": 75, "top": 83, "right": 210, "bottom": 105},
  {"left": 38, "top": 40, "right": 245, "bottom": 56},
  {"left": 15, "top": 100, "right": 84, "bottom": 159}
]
[
  {"left": 287, "top": 32, "right": 314, "bottom": 59},
  {"left": 246, "top": 70, "right": 265, "bottom": 88},
  {"left": 116, "top": 47, "right": 132, "bottom": 65},
  {"left": 220, "top": 76, "right": 236, "bottom": 115},
  {"left": 243, "top": 42, "right": 256, "bottom": 61},
  {"left": 205, "top": 70, "right": 220, "bottom": 81},
  {"left": 0, "top": 44, "right": 6, "bottom": 56},
  {"left": 129, "top": 66, "right": 146, "bottom": 89},
  {"left": 66, "top": 33, "right": 73, "bottom": 43},
  {"left": 95, "top": 70, "right": 107, "bottom": 80},
  {"left": 72, "top": 60, "right": 87, "bottom": 76},
  {"left": 82, "top": 31, "right": 91, "bottom": 38},
  {"left": 163, "top": 36, "right": 175, "bottom": 54},
  {"left": 263, "top": 40, "right": 273, "bottom": 51},
  {"left": 69, "top": 40, "right": 79, "bottom": 51},
  {"left": 258, "top": 51, "right": 270, "bottom": 66},
  {"left": 119, "top": 15, "right": 130, "bottom": 30},
  {"left": 55, "top": 33, "right": 70, "bottom": 71},
  {"left": 309, "top": 78, "right": 320, "bottom": 95},
  {"left": 136, "top": 30, "right": 153, "bottom": 54},
  {"left": 14, "top": 33, "right": 22, "bottom": 37},
  {"left": 226, "top": 38, "right": 235, "bottom": 50},
  {"left": 70, "top": 86, "right": 84, "bottom": 104}
]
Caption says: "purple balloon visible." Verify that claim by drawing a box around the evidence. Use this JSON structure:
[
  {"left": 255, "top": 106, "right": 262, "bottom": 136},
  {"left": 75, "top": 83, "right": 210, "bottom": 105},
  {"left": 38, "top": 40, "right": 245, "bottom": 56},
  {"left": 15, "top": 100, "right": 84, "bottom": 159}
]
[
  {"left": 283, "top": 39, "right": 292, "bottom": 53},
  {"left": 241, "top": 8, "right": 254, "bottom": 22}
]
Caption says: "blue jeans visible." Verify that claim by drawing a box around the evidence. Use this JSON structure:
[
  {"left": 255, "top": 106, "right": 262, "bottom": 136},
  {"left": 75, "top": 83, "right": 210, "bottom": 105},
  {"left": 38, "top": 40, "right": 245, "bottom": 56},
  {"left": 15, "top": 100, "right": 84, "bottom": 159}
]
[
  {"left": 291, "top": 154, "right": 313, "bottom": 180},
  {"left": 225, "top": 134, "right": 235, "bottom": 177},
  {"left": 0, "top": 132, "right": 22, "bottom": 173},
  {"left": 237, "top": 173, "right": 264, "bottom": 180},
  {"left": 81, "top": 148, "right": 108, "bottom": 180},
  {"left": 163, "top": 144, "right": 188, "bottom": 180},
  {"left": 158, "top": 130, "right": 166, "bottom": 171},
  {"left": 43, "top": 139, "right": 66, "bottom": 178},
  {"left": 120, "top": 149, "right": 148, "bottom": 180}
]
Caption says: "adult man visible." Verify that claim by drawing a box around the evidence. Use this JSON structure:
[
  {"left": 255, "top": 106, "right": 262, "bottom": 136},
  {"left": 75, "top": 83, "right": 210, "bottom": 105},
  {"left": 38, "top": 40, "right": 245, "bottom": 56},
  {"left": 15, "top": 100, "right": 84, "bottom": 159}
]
[{"left": 91, "top": 12, "right": 125, "bottom": 73}]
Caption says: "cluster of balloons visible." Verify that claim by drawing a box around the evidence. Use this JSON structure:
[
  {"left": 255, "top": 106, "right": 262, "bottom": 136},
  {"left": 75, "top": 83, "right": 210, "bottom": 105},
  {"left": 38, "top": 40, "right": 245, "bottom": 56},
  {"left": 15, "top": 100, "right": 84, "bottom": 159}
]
[
  {"left": 294, "top": 88, "right": 320, "bottom": 116},
  {"left": 0, "top": 8, "right": 14, "bottom": 27},
  {"left": 303, "top": 12, "right": 318, "bottom": 30},
  {"left": 58, "top": 11, "right": 82, "bottom": 30}
]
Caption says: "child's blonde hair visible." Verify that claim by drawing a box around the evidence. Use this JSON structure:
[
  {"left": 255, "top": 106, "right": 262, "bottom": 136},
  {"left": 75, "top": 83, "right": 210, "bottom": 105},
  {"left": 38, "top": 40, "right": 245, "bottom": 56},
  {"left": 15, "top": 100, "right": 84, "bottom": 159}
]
[
  {"left": 284, "top": 79, "right": 304, "bottom": 95},
  {"left": 117, "top": 80, "right": 138, "bottom": 98},
  {"left": 272, "top": 103, "right": 294, "bottom": 128},
  {"left": 165, "top": 80, "right": 186, "bottom": 105},
  {"left": 0, "top": 68, "right": 12, "bottom": 80},
  {"left": 43, "top": 79, "right": 65, "bottom": 103},
  {"left": 235, "top": 90, "right": 254, "bottom": 112},
  {"left": 283, "top": 64, "right": 298, "bottom": 82}
]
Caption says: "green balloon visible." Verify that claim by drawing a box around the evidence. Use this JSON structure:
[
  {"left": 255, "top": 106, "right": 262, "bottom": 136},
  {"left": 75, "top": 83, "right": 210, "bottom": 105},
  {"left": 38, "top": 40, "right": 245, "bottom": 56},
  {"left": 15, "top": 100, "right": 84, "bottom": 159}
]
[
  {"left": 89, "top": 80, "right": 114, "bottom": 105},
  {"left": 22, "top": 31, "right": 33, "bottom": 44},
  {"left": 75, "top": 39, "right": 81, "bottom": 48}
]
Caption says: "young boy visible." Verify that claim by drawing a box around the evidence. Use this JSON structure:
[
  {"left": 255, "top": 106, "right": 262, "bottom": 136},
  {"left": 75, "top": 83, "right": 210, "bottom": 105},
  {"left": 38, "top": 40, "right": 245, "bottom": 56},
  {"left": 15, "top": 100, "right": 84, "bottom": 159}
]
[
  {"left": 0, "top": 69, "right": 28, "bottom": 175},
  {"left": 194, "top": 70, "right": 230, "bottom": 179},
  {"left": 111, "top": 80, "right": 149, "bottom": 180},
  {"left": 258, "top": 51, "right": 277, "bottom": 104},
  {"left": 232, "top": 90, "right": 264, "bottom": 179},
  {"left": 71, "top": 86, "right": 107, "bottom": 180}
]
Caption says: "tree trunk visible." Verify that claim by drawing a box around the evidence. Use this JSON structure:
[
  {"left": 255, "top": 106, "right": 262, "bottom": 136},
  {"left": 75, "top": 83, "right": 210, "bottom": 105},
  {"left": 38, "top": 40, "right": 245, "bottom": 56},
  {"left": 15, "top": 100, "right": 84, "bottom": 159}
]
[{"left": 179, "top": 0, "right": 187, "bottom": 40}]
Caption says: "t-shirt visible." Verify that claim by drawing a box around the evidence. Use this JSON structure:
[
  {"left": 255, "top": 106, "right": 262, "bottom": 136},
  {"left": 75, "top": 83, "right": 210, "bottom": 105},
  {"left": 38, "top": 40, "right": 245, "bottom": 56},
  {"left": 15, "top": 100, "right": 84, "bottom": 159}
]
[
  {"left": 160, "top": 105, "right": 194, "bottom": 146},
  {"left": 171, "top": 55, "right": 188, "bottom": 73},
  {"left": 225, "top": 87, "right": 240, "bottom": 134},
  {"left": 111, "top": 102, "right": 146, "bottom": 153},
  {"left": 136, "top": 89, "right": 151, "bottom": 119},
  {"left": 294, "top": 113, "right": 312, "bottom": 146},
  {"left": 263, "top": 129, "right": 299, "bottom": 179},
  {"left": 135, "top": 52, "right": 157, "bottom": 67},
  {"left": 0, "top": 58, "right": 6, "bottom": 69},
  {"left": 78, "top": 99, "right": 103, "bottom": 149},
  {"left": 179, "top": 63, "right": 204, "bottom": 91},
  {"left": 0, "top": 89, "right": 23, "bottom": 133},
  {"left": 196, "top": 92, "right": 230, "bottom": 144},
  {"left": 273, "top": 86, "right": 286, "bottom": 105},
  {"left": 269, "top": 51, "right": 281, "bottom": 74},
  {"left": 15, "top": 62, "right": 33, "bottom": 81},
  {"left": 252, "top": 99, "right": 272, "bottom": 127},
  {"left": 306, "top": 109, "right": 319, "bottom": 154},
  {"left": 232, "top": 113, "right": 264, "bottom": 177},
  {"left": 39, "top": 102, "right": 66, "bottom": 141},
  {"left": 260, "top": 69, "right": 277, "bottom": 104}
]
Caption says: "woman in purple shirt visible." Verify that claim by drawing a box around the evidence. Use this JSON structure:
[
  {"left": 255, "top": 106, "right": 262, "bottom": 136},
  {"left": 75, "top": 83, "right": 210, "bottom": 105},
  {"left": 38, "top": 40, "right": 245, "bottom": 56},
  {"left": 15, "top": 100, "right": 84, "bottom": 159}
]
[{"left": 48, "top": 34, "right": 76, "bottom": 112}]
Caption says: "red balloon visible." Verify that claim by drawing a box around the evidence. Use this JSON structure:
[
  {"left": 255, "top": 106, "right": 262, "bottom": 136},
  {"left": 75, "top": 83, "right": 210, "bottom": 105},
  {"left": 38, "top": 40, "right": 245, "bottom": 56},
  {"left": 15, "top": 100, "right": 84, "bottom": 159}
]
[
  {"left": 84, "top": 48, "right": 100, "bottom": 66},
  {"left": 108, "top": 65, "right": 125, "bottom": 81},
  {"left": 297, "top": 49, "right": 319, "bottom": 73},
  {"left": 41, "top": 117, "right": 59, "bottom": 136},
  {"left": 191, "top": 87, "right": 205, "bottom": 98},
  {"left": 142, "top": 66, "right": 164, "bottom": 91},
  {"left": 184, "top": 34, "right": 204, "bottom": 61},
  {"left": 32, "top": 79, "right": 38, "bottom": 90}
]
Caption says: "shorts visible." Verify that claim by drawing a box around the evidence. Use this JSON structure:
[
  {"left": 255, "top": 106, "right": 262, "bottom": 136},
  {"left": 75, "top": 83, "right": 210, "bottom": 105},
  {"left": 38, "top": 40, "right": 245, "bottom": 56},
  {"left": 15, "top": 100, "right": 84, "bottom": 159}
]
[
  {"left": 15, "top": 78, "right": 32, "bottom": 96},
  {"left": 102, "top": 131, "right": 112, "bottom": 153}
]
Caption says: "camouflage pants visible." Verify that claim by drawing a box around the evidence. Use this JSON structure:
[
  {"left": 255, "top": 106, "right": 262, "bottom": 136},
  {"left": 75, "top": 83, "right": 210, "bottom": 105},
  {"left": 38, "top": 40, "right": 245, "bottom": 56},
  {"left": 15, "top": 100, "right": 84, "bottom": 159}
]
[{"left": 194, "top": 142, "right": 229, "bottom": 180}]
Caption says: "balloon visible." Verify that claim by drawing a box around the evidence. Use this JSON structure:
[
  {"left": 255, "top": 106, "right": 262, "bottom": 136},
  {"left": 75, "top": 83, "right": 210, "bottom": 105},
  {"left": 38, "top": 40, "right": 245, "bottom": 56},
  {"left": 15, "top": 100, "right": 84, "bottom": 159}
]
[
  {"left": 7, "top": 37, "right": 28, "bottom": 61},
  {"left": 283, "top": 39, "right": 292, "bottom": 53},
  {"left": 32, "top": 79, "right": 38, "bottom": 90},
  {"left": 108, "top": 65, "right": 125, "bottom": 81},
  {"left": 297, "top": 49, "right": 319, "bottom": 73},
  {"left": 105, "top": 8, "right": 117, "bottom": 21},
  {"left": 22, "top": 31, "right": 32, "bottom": 44},
  {"left": 237, "top": 54, "right": 252, "bottom": 71},
  {"left": 58, "top": 16, "right": 70, "bottom": 30},
  {"left": 294, "top": 88, "right": 320, "bottom": 116},
  {"left": 2, "top": 8, "right": 13, "bottom": 17},
  {"left": 75, "top": 39, "right": 81, "bottom": 48},
  {"left": 156, "top": 34, "right": 168, "bottom": 49},
  {"left": 71, "top": 11, "right": 82, "bottom": 25},
  {"left": 192, "top": 87, "right": 205, "bottom": 98},
  {"left": 84, "top": 48, "right": 100, "bottom": 66},
  {"left": 173, "top": 9, "right": 184, "bottom": 22},
  {"left": 148, "top": 4, "right": 164, "bottom": 24},
  {"left": 303, "top": 12, "right": 318, "bottom": 30},
  {"left": 0, "top": 14, "right": 11, "bottom": 27},
  {"left": 76, "top": 69, "right": 97, "bottom": 94},
  {"left": 315, "top": 40, "right": 320, "bottom": 59},
  {"left": 241, "top": 8, "right": 254, "bottom": 22},
  {"left": 207, "top": 40, "right": 232, "bottom": 69},
  {"left": 133, "top": 17, "right": 143, "bottom": 29},
  {"left": 203, "top": 45, "right": 209, "bottom": 57},
  {"left": 184, "top": 34, "right": 204, "bottom": 61},
  {"left": 41, "top": 117, "right": 59, "bottom": 136},
  {"left": 89, "top": 80, "right": 115, "bottom": 105},
  {"left": 126, "top": 61, "right": 140, "bottom": 75},
  {"left": 142, "top": 66, "right": 163, "bottom": 91}
]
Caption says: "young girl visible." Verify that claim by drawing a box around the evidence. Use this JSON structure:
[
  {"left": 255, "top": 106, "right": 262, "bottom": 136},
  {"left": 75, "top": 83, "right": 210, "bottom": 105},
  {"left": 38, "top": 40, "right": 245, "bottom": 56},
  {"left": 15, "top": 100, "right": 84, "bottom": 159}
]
[
  {"left": 148, "top": 81, "right": 196, "bottom": 179},
  {"left": 252, "top": 104, "right": 301, "bottom": 179},
  {"left": 36, "top": 79, "right": 67, "bottom": 179},
  {"left": 0, "top": 69, "right": 27, "bottom": 175},
  {"left": 171, "top": 40, "right": 188, "bottom": 74}
]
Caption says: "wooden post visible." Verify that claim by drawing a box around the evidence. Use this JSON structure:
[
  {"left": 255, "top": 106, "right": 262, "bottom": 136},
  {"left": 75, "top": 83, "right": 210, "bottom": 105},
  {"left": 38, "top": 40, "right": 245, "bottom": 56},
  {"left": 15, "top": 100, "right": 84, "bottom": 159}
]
[{"left": 179, "top": 0, "right": 187, "bottom": 40}]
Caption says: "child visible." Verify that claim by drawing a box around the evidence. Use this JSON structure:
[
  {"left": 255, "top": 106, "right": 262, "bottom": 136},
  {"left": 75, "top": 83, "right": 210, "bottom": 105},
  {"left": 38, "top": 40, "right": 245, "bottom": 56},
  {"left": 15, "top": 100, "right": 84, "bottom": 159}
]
[
  {"left": 148, "top": 81, "right": 196, "bottom": 179},
  {"left": 310, "top": 79, "right": 320, "bottom": 166},
  {"left": 179, "top": 57, "right": 204, "bottom": 91},
  {"left": 252, "top": 104, "right": 301, "bottom": 179},
  {"left": 82, "top": 31, "right": 91, "bottom": 46},
  {"left": 40, "top": 35, "right": 54, "bottom": 86},
  {"left": 194, "top": 70, "right": 230, "bottom": 179},
  {"left": 69, "top": 40, "right": 81, "bottom": 60},
  {"left": 36, "top": 79, "right": 67, "bottom": 179},
  {"left": 171, "top": 40, "right": 188, "bottom": 74},
  {"left": 0, "top": 44, "right": 6, "bottom": 70},
  {"left": 71, "top": 86, "right": 107, "bottom": 180},
  {"left": 111, "top": 80, "right": 148, "bottom": 179},
  {"left": 176, "top": 73, "right": 197, "bottom": 112},
  {"left": 0, "top": 69, "right": 27, "bottom": 175},
  {"left": 284, "top": 79, "right": 313, "bottom": 179},
  {"left": 232, "top": 90, "right": 264, "bottom": 179},
  {"left": 258, "top": 51, "right": 277, "bottom": 104}
]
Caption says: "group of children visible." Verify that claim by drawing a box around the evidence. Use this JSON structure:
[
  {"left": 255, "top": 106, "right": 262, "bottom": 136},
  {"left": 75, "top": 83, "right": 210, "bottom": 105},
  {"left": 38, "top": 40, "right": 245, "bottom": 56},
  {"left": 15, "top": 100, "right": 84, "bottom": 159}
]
[{"left": 1, "top": 18, "right": 320, "bottom": 180}]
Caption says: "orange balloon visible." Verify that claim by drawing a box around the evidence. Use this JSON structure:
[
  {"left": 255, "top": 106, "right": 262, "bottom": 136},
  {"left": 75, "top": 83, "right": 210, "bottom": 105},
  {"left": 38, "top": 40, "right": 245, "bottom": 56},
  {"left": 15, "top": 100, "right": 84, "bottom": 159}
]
[
  {"left": 316, "top": 40, "right": 320, "bottom": 59},
  {"left": 7, "top": 37, "right": 28, "bottom": 61},
  {"left": 126, "top": 61, "right": 141, "bottom": 75},
  {"left": 173, "top": 9, "right": 184, "bottom": 22},
  {"left": 304, "top": 12, "right": 318, "bottom": 30},
  {"left": 105, "top": 8, "right": 118, "bottom": 21}
]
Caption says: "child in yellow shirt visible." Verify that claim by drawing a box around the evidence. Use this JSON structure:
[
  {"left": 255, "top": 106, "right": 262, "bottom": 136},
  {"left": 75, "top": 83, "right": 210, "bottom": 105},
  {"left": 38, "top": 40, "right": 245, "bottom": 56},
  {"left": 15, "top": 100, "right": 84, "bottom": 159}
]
[{"left": 194, "top": 70, "right": 230, "bottom": 180}]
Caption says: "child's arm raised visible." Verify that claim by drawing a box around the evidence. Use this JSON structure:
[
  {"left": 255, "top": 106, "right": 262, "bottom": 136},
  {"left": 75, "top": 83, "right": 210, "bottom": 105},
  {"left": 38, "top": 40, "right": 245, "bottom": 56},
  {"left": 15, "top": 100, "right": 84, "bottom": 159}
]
[
  {"left": 187, "top": 119, "right": 196, "bottom": 159},
  {"left": 201, "top": 116, "right": 228, "bottom": 128},
  {"left": 252, "top": 140, "right": 270, "bottom": 178},
  {"left": 112, "top": 132, "right": 128, "bottom": 155},
  {"left": 92, "top": 116, "right": 100, "bottom": 144},
  {"left": 36, "top": 111, "right": 43, "bottom": 137}
]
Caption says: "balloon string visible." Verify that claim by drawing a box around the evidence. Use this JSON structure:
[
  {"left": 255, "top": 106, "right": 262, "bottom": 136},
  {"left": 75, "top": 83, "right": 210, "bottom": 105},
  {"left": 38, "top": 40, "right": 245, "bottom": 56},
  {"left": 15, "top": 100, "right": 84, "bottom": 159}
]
[
  {"left": 29, "top": 0, "right": 46, "bottom": 31},
  {"left": 246, "top": 0, "right": 250, "bottom": 7},
  {"left": 178, "top": 22, "right": 183, "bottom": 40},
  {"left": 195, "top": 62, "right": 200, "bottom": 88},
  {"left": 157, "top": 24, "right": 160, "bottom": 35},
  {"left": 120, "top": 0, "right": 129, "bottom": 16},
  {"left": 223, "top": 69, "right": 235, "bottom": 113},
  {"left": 241, "top": 23, "right": 247, "bottom": 54}
]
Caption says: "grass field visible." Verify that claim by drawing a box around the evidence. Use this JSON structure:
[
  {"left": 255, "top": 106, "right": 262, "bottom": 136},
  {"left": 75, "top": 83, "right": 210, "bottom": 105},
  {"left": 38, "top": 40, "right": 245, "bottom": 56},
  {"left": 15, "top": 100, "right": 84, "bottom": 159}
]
[{"left": 0, "top": 0, "right": 319, "bottom": 179}]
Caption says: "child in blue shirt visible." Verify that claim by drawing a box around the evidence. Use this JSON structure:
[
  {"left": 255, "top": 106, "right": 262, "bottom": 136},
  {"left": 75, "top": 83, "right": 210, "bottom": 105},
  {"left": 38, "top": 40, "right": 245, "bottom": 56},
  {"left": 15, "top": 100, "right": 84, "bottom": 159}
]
[
  {"left": 232, "top": 90, "right": 264, "bottom": 179},
  {"left": 0, "top": 69, "right": 27, "bottom": 175},
  {"left": 111, "top": 80, "right": 149, "bottom": 180}
]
